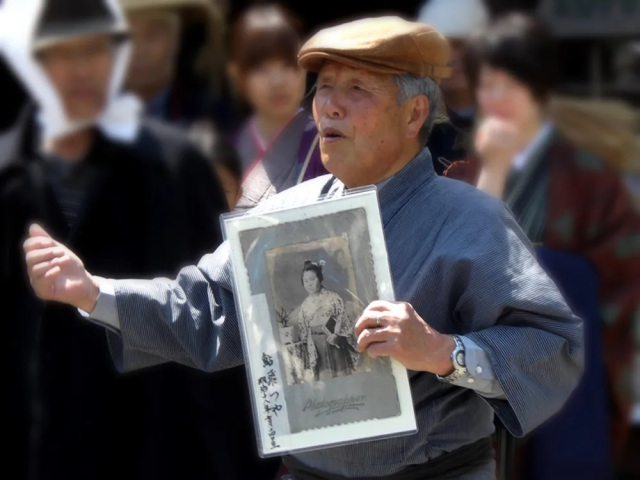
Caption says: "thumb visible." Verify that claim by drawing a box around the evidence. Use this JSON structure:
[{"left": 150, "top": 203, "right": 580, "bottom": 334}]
[{"left": 29, "top": 223, "right": 53, "bottom": 239}]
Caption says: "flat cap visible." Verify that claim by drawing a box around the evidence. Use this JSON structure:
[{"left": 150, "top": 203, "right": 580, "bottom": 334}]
[{"left": 298, "top": 16, "right": 451, "bottom": 80}]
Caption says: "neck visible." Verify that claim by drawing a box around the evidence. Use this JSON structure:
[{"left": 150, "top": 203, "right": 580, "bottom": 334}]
[
  {"left": 46, "top": 129, "right": 95, "bottom": 162},
  {"left": 443, "top": 89, "right": 475, "bottom": 113},
  {"left": 345, "top": 144, "right": 422, "bottom": 189},
  {"left": 254, "top": 111, "right": 297, "bottom": 144}
]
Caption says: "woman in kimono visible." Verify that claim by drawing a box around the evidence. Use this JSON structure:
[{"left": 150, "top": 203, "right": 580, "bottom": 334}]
[
  {"left": 297, "top": 261, "right": 357, "bottom": 381},
  {"left": 227, "top": 4, "right": 327, "bottom": 210},
  {"left": 444, "top": 12, "right": 640, "bottom": 468}
]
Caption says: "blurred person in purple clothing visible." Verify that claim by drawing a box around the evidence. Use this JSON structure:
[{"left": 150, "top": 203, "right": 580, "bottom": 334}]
[{"left": 227, "top": 3, "right": 327, "bottom": 210}]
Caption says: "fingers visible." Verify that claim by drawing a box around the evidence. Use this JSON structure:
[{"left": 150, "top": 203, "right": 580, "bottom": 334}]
[
  {"left": 366, "top": 341, "right": 395, "bottom": 358},
  {"left": 355, "top": 313, "right": 380, "bottom": 338},
  {"left": 29, "top": 223, "right": 53, "bottom": 239},
  {"left": 23, "top": 235, "right": 57, "bottom": 253},
  {"left": 30, "top": 265, "right": 61, "bottom": 300},
  {"left": 30, "top": 255, "right": 69, "bottom": 279},
  {"left": 25, "top": 246, "right": 65, "bottom": 270},
  {"left": 356, "top": 326, "right": 391, "bottom": 353},
  {"left": 44, "top": 265, "right": 61, "bottom": 281},
  {"left": 354, "top": 301, "right": 395, "bottom": 337}
]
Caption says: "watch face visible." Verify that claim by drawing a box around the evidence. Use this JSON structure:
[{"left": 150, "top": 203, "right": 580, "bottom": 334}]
[{"left": 455, "top": 351, "right": 466, "bottom": 367}]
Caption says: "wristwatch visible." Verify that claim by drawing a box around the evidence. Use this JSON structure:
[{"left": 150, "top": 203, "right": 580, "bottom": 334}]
[{"left": 437, "top": 335, "right": 467, "bottom": 383}]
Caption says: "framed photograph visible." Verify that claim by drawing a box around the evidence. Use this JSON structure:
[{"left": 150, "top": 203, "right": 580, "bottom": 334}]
[{"left": 222, "top": 188, "right": 416, "bottom": 457}]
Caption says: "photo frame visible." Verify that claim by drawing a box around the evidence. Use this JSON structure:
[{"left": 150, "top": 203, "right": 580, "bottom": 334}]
[{"left": 222, "top": 187, "right": 417, "bottom": 457}]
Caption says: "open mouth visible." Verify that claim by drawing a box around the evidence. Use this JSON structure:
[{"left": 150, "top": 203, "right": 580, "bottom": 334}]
[{"left": 321, "top": 127, "right": 346, "bottom": 142}]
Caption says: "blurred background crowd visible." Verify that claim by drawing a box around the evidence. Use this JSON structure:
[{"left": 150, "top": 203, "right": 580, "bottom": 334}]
[{"left": 0, "top": 0, "right": 638, "bottom": 479}]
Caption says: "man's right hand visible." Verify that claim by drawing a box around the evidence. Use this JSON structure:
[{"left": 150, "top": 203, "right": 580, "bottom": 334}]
[{"left": 23, "top": 224, "right": 100, "bottom": 313}]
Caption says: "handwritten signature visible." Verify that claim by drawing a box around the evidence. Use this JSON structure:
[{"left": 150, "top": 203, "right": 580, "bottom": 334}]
[{"left": 303, "top": 394, "right": 366, "bottom": 417}]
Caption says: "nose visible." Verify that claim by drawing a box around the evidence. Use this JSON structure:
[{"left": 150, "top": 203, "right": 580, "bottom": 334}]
[
  {"left": 316, "top": 88, "right": 345, "bottom": 120},
  {"left": 269, "top": 69, "right": 286, "bottom": 88}
]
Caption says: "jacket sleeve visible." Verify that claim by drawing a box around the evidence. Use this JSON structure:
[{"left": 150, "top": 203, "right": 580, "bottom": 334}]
[
  {"left": 107, "top": 241, "right": 245, "bottom": 373},
  {"left": 446, "top": 201, "right": 585, "bottom": 437}
]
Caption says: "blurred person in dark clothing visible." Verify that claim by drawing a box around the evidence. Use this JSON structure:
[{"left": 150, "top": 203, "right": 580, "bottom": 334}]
[
  {"left": 417, "top": 0, "right": 490, "bottom": 174},
  {"left": 444, "top": 12, "right": 640, "bottom": 468},
  {"left": 121, "top": 0, "right": 231, "bottom": 130},
  {"left": 0, "top": 57, "right": 27, "bottom": 132},
  {"left": 0, "top": 1, "right": 271, "bottom": 479},
  {"left": 227, "top": 4, "right": 327, "bottom": 210}
]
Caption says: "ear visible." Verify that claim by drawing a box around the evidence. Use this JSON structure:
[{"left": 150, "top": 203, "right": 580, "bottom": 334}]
[{"left": 404, "top": 95, "right": 430, "bottom": 141}]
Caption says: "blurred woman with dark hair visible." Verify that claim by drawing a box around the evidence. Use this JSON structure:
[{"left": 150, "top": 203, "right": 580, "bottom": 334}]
[
  {"left": 445, "top": 12, "right": 640, "bottom": 468},
  {"left": 227, "top": 3, "right": 327, "bottom": 210}
]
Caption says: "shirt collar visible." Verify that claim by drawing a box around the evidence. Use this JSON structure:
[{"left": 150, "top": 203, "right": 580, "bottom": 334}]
[
  {"left": 512, "top": 122, "right": 554, "bottom": 172},
  {"left": 326, "top": 148, "right": 435, "bottom": 199}
]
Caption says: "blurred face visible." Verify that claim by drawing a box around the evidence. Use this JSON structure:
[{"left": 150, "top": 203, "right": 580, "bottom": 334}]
[
  {"left": 214, "top": 165, "right": 241, "bottom": 210},
  {"left": 243, "top": 58, "right": 306, "bottom": 120},
  {"left": 302, "top": 270, "right": 321, "bottom": 295},
  {"left": 440, "top": 39, "right": 469, "bottom": 94},
  {"left": 313, "top": 62, "right": 415, "bottom": 188},
  {"left": 127, "top": 13, "right": 180, "bottom": 96},
  {"left": 37, "top": 35, "right": 115, "bottom": 121},
  {"left": 476, "top": 65, "right": 542, "bottom": 129}
]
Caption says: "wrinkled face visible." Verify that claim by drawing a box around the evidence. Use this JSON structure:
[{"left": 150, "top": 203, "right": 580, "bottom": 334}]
[
  {"left": 477, "top": 65, "right": 541, "bottom": 128},
  {"left": 312, "top": 62, "right": 407, "bottom": 188},
  {"left": 440, "top": 39, "right": 469, "bottom": 94},
  {"left": 302, "top": 270, "right": 321, "bottom": 295},
  {"left": 243, "top": 58, "right": 306, "bottom": 120},
  {"left": 214, "top": 164, "right": 241, "bottom": 210},
  {"left": 37, "top": 35, "right": 115, "bottom": 121},
  {"left": 127, "top": 13, "right": 180, "bottom": 95}
]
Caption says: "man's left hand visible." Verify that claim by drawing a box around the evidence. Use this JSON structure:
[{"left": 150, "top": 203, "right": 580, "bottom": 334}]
[{"left": 355, "top": 301, "right": 455, "bottom": 375}]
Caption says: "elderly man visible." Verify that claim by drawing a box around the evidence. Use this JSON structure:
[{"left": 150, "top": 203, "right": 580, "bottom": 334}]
[{"left": 23, "top": 17, "right": 583, "bottom": 480}]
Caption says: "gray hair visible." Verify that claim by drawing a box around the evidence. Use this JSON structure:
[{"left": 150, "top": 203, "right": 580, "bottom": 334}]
[{"left": 392, "top": 74, "right": 441, "bottom": 144}]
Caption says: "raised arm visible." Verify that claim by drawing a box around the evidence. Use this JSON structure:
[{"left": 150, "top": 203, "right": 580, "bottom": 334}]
[{"left": 24, "top": 224, "right": 244, "bottom": 373}]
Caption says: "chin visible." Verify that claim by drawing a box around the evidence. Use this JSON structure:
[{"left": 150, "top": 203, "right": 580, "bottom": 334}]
[
  {"left": 66, "top": 111, "right": 101, "bottom": 125},
  {"left": 66, "top": 102, "right": 104, "bottom": 122}
]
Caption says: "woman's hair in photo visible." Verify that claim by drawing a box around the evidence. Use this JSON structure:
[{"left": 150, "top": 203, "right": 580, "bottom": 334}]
[
  {"left": 463, "top": 12, "right": 559, "bottom": 103},
  {"left": 229, "top": 3, "right": 303, "bottom": 74},
  {"left": 300, "top": 260, "right": 324, "bottom": 284}
]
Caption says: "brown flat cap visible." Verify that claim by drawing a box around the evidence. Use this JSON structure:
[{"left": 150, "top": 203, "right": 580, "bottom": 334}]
[{"left": 298, "top": 16, "right": 451, "bottom": 80}]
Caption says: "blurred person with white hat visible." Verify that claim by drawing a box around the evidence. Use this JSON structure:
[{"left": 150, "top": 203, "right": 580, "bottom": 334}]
[
  {"left": 416, "top": 0, "right": 490, "bottom": 174},
  {"left": 0, "top": 1, "right": 231, "bottom": 478}
]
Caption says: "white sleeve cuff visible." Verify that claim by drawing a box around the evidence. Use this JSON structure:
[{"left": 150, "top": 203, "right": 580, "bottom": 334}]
[
  {"left": 78, "top": 277, "right": 121, "bottom": 333},
  {"left": 442, "top": 336, "right": 506, "bottom": 400}
]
